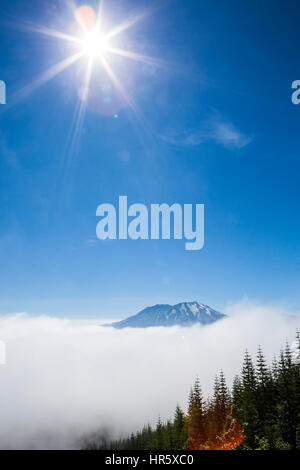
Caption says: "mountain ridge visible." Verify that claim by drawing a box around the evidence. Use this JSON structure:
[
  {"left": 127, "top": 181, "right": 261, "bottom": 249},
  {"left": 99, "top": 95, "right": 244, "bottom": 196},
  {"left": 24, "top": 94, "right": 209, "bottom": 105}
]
[{"left": 104, "top": 301, "right": 227, "bottom": 328}]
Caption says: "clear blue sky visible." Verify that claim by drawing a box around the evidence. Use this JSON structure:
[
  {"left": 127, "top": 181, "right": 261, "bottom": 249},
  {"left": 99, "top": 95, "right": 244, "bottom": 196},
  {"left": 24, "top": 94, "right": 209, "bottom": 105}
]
[{"left": 0, "top": 0, "right": 300, "bottom": 318}]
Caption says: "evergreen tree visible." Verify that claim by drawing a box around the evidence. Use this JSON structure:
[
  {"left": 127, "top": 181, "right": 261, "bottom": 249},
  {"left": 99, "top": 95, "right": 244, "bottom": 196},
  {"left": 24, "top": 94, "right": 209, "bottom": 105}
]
[
  {"left": 173, "top": 404, "right": 187, "bottom": 449},
  {"left": 186, "top": 377, "right": 205, "bottom": 449},
  {"left": 164, "top": 420, "right": 175, "bottom": 449},
  {"left": 238, "top": 350, "right": 259, "bottom": 448},
  {"left": 211, "top": 374, "right": 223, "bottom": 436},
  {"left": 232, "top": 375, "right": 242, "bottom": 411},
  {"left": 277, "top": 345, "right": 297, "bottom": 448},
  {"left": 255, "top": 346, "right": 277, "bottom": 448},
  {"left": 150, "top": 417, "right": 165, "bottom": 450}
]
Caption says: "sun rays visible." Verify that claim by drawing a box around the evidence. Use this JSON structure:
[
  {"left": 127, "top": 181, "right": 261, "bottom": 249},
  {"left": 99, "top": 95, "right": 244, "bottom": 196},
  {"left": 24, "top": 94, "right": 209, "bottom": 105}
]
[
  {"left": 4, "top": 1, "right": 172, "bottom": 162},
  {"left": 27, "top": 2, "right": 151, "bottom": 103}
]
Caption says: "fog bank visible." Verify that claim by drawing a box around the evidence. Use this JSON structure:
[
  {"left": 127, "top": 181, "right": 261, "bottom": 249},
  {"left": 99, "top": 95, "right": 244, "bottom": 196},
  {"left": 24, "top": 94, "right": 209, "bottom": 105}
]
[{"left": 0, "top": 301, "right": 298, "bottom": 449}]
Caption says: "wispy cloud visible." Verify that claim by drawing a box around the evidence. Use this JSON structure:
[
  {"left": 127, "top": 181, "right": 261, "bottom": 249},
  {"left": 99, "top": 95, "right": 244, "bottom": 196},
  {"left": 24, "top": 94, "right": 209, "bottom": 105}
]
[
  {"left": 86, "top": 237, "right": 97, "bottom": 245},
  {"left": 162, "top": 116, "right": 251, "bottom": 150}
]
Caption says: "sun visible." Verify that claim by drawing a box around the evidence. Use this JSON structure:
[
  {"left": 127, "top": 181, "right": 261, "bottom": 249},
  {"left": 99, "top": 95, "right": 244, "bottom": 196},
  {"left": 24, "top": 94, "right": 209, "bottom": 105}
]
[
  {"left": 80, "top": 30, "right": 109, "bottom": 60},
  {"left": 23, "top": 3, "right": 158, "bottom": 102},
  {"left": 17, "top": 1, "right": 166, "bottom": 127},
  {"left": 12, "top": 2, "right": 168, "bottom": 163}
]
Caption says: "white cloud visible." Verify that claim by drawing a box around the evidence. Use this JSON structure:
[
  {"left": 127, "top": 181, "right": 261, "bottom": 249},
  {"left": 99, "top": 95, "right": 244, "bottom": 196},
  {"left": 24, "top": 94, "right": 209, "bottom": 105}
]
[
  {"left": 0, "top": 303, "right": 298, "bottom": 449},
  {"left": 162, "top": 116, "right": 251, "bottom": 150},
  {"left": 208, "top": 120, "right": 251, "bottom": 149}
]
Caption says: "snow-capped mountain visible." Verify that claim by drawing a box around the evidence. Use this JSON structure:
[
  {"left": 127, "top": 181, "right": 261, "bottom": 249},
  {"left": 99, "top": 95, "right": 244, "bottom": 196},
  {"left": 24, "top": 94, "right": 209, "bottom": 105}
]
[{"left": 105, "top": 301, "right": 227, "bottom": 328}]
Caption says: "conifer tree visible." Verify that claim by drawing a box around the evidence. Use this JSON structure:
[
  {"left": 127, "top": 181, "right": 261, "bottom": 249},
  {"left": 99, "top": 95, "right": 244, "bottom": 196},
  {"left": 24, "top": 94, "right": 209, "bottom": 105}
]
[
  {"left": 232, "top": 375, "right": 242, "bottom": 410},
  {"left": 186, "top": 377, "right": 205, "bottom": 449},
  {"left": 238, "top": 350, "right": 259, "bottom": 448},
  {"left": 277, "top": 345, "right": 297, "bottom": 447},
  {"left": 255, "top": 346, "right": 277, "bottom": 448},
  {"left": 173, "top": 404, "right": 187, "bottom": 449},
  {"left": 150, "top": 417, "right": 165, "bottom": 450}
]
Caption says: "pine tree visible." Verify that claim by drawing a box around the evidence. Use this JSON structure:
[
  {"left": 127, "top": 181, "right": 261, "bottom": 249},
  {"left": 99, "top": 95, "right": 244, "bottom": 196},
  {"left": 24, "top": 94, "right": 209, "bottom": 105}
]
[
  {"left": 232, "top": 375, "right": 242, "bottom": 411},
  {"left": 218, "top": 370, "right": 231, "bottom": 411},
  {"left": 255, "top": 346, "right": 277, "bottom": 448},
  {"left": 193, "top": 376, "right": 203, "bottom": 409},
  {"left": 150, "top": 417, "right": 165, "bottom": 450},
  {"left": 272, "top": 356, "right": 279, "bottom": 381},
  {"left": 242, "top": 350, "right": 257, "bottom": 391},
  {"left": 211, "top": 374, "right": 226, "bottom": 436},
  {"left": 186, "top": 377, "right": 205, "bottom": 449},
  {"left": 256, "top": 346, "right": 269, "bottom": 385},
  {"left": 277, "top": 344, "right": 297, "bottom": 448},
  {"left": 173, "top": 404, "right": 187, "bottom": 449},
  {"left": 187, "top": 387, "right": 194, "bottom": 416},
  {"left": 294, "top": 330, "right": 300, "bottom": 450},
  {"left": 238, "top": 350, "right": 259, "bottom": 448},
  {"left": 296, "top": 329, "right": 300, "bottom": 364}
]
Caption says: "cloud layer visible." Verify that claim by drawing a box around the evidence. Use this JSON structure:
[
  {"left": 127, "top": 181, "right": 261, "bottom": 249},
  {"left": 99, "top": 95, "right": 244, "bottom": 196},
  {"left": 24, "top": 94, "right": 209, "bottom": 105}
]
[
  {"left": 162, "top": 116, "right": 251, "bottom": 150},
  {"left": 0, "top": 302, "right": 298, "bottom": 449}
]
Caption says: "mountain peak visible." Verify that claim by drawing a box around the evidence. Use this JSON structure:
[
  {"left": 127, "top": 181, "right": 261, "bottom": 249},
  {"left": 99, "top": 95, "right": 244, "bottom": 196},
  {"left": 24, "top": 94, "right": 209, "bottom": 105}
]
[{"left": 104, "top": 301, "right": 226, "bottom": 329}]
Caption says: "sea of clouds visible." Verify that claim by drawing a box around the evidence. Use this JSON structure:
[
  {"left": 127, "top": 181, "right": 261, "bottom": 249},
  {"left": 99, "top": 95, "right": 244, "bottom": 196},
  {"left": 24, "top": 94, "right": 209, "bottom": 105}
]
[{"left": 0, "top": 300, "right": 298, "bottom": 449}]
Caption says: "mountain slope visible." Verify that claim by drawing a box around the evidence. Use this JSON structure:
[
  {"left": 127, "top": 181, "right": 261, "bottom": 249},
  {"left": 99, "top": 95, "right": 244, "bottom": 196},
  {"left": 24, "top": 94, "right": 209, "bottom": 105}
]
[{"left": 105, "top": 302, "right": 226, "bottom": 328}]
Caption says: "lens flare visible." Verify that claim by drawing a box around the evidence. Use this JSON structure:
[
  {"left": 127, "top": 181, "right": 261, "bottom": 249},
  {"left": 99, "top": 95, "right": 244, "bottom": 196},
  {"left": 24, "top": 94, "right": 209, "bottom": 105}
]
[
  {"left": 75, "top": 5, "right": 96, "bottom": 31},
  {"left": 187, "top": 407, "right": 244, "bottom": 451}
]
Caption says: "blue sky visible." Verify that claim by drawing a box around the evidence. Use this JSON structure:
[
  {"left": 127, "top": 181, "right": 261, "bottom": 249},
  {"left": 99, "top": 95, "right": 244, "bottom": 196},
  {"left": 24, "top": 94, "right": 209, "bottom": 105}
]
[{"left": 0, "top": 0, "right": 300, "bottom": 318}]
